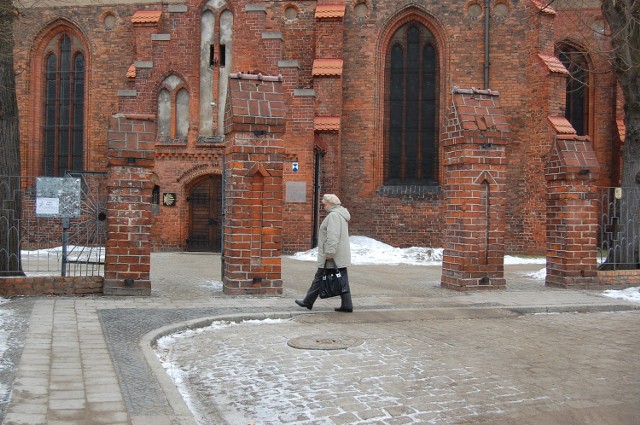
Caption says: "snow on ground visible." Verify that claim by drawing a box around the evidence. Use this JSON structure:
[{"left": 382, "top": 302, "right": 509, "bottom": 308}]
[
  {"left": 602, "top": 286, "right": 640, "bottom": 303},
  {"left": 0, "top": 298, "right": 16, "bottom": 414}
]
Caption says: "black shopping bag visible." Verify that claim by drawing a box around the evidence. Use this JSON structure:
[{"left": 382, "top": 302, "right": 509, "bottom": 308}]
[{"left": 319, "top": 262, "right": 350, "bottom": 299}]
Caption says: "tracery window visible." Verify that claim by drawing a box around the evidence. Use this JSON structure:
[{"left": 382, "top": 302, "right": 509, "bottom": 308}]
[
  {"left": 385, "top": 22, "right": 439, "bottom": 186},
  {"left": 43, "top": 33, "right": 85, "bottom": 176},
  {"left": 557, "top": 44, "right": 590, "bottom": 136},
  {"left": 157, "top": 75, "right": 190, "bottom": 141}
]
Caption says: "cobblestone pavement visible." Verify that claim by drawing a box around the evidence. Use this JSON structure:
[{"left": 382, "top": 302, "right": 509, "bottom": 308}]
[
  {"left": 1, "top": 252, "right": 639, "bottom": 425},
  {"left": 156, "top": 309, "right": 640, "bottom": 425}
]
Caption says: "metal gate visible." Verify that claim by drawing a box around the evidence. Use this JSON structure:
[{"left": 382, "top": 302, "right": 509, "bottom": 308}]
[
  {"left": 10, "top": 172, "right": 108, "bottom": 277},
  {"left": 597, "top": 187, "right": 640, "bottom": 269}
]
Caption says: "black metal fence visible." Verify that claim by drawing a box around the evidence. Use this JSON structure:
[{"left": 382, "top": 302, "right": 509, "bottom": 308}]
[
  {"left": 0, "top": 172, "right": 107, "bottom": 277},
  {"left": 596, "top": 187, "right": 640, "bottom": 270}
]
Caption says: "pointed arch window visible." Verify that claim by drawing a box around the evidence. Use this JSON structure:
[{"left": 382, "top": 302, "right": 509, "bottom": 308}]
[
  {"left": 385, "top": 22, "right": 439, "bottom": 186},
  {"left": 157, "top": 75, "right": 190, "bottom": 142},
  {"left": 43, "top": 33, "right": 85, "bottom": 176},
  {"left": 557, "top": 44, "right": 589, "bottom": 136}
]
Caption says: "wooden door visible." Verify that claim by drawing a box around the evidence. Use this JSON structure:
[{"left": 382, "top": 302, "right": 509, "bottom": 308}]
[{"left": 187, "top": 176, "right": 222, "bottom": 252}]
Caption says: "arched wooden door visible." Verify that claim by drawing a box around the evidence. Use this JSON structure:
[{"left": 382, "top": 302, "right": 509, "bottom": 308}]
[{"left": 187, "top": 175, "right": 222, "bottom": 252}]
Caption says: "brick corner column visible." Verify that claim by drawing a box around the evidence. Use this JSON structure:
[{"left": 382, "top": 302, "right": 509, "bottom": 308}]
[
  {"left": 223, "top": 73, "right": 286, "bottom": 295},
  {"left": 545, "top": 124, "right": 600, "bottom": 288},
  {"left": 441, "top": 88, "right": 510, "bottom": 291},
  {"left": 103, "top": 114, "right": 156, "bottom": 296}
]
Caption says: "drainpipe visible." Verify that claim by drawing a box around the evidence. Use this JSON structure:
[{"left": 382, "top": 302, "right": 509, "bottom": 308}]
[
  {"left": 312, "top": 149, "right": 322, "bottom": 248},
  {"left": 484, "top": 0, "right": 490, "bottom": 89}
]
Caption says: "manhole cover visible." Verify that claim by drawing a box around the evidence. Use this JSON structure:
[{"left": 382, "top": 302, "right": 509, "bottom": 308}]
[{"left": 287, "top": 335, "right": 364, "bottom": 350}]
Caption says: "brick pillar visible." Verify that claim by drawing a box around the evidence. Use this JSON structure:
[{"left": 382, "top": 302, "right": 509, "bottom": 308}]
[
  {"left": 223, "top": 73, "right": 286, "bottom": 295},
  {"left": 545, "top": 118, "right": 600, "bottom": 288},
  {"left": 103, "top": 114, "right": 155, "bottom": 296},
  {"left": 441, "top": 88, "right": 510, "bottom": 291}
]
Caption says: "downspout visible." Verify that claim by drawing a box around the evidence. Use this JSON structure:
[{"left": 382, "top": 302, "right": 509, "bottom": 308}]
[
  {"left": 484, "top": 0, "right": 490, "bottom": 89},
  {"left": 312, "top": 149, "right": 323, "bottom": 248}
]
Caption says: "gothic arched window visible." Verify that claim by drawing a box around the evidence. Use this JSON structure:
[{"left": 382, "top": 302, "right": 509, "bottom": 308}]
[
  {"left": 157, "top": 75, "right": 190, "bottom": 142},
  {"left": 557, "top": 44, "right": 590, "bottom": 136},
  {"left": 43, "top": 33, "right": 85, "bottom": 176},
  {"left": 385, "top": 22, "right": 439, "bottom": 186}
]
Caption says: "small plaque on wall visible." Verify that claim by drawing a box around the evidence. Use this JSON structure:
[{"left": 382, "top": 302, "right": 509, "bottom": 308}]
[
  {"left": 163, "top": 193, "right": 176, "bottom": 206},
  {"left": 286, "top": 182, "right": 306, "bottom": 203}
]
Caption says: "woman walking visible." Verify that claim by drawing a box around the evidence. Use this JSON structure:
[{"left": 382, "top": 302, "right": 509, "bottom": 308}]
[{"left": 295, "top": 194, "right": 353, "bottom": 312}]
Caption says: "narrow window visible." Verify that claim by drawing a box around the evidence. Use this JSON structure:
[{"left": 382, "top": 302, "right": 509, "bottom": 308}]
[
  {"left": 157, "top": 76, "right": 189, "bottom": 141},
  {"left": 43, "top": 33, "right": 85, "bottom": 176},
  {"left": 176, "top": 88, "right": 190, "bottom": 137},
  {"left": 557, "top": 44, "right": 589, "bottom": 136},
  {"left": 219, "top": 44, "right": 226, "bottom": 67},
  {"left": 385, "top": 22, "right": 439, "bottom": 186},
  {"left": 157, "top": 88, "right": 171, "bottom": 136}
]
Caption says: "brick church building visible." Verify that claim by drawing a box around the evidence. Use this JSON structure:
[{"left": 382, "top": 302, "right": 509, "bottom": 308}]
[{"left": 13, "top": 0, "right": 623, "bottom": 263}]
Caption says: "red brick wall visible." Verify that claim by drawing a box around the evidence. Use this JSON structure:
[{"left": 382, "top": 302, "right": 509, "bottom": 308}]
[{"left": 13, "top": 1, "right": 619, "bottom": 258}]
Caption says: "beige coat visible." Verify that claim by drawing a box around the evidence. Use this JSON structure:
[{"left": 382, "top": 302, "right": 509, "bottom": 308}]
[{"left": 316, "top": 205, "right": 351, "bottom": 268}]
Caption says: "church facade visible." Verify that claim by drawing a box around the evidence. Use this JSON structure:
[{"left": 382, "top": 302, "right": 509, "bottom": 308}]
[{"left": 13, "top": 0, "right": 622, "bottom": 256}]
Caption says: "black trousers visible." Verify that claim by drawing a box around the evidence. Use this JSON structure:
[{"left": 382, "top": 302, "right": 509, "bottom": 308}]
[{"left": 303, "top": 267, "right": 352, "bottom": 309}]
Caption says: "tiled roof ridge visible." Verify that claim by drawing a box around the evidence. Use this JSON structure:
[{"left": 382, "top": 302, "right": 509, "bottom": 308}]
[
  {"left": 314, "top": 116, "right": 341, "bottom": 131},
  {"left": 530, "top": 0, "right": 556, "bottom": 15},
  {"left": 537, "top": 54, "right": 569, "bottom": 75},
  {"left": 131, "top": 10, "right": 162, "bottom": 24},
  {"left": 616, "top": 119, "right": 626, "bottom": 142},
  {"left": 312, "top": 58, "right": 344, "bottom": 76},
  {"left": 126, "top": 64, "right": 136, "bottom": 79},
  {"left": 315, "top": 4, "right": 346, "bottom": 19},
  {"left": 548, "top": 116, "right": 577, "bottom": 135}
]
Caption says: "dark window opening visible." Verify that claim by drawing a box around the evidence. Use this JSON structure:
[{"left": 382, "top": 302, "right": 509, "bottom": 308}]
[
  {"left": 385, "top": 22, "right": 439, "bottom": 186},
  {"left": 219, "top": 44, "right": 226, "bottom": 67},
  {"left": 152, "top": 185, "right": 160, "bottom": 205},
  {"left": 557, "top": 45, "right": 589, "bottom": 136},
  {"left": 209, "top": 44, "right": 216, "bottom": 67},
  {"left": 43, "top": 33, "right": 85, "bottom": 176}
]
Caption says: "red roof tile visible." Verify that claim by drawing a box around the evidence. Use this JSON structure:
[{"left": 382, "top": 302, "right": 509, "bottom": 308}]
[
  {"left": 315, "top": 5, "right": 346, "bottom": 19},
  {"left": 548, "top": 116, "right": 576, "bottom": 135},
  {"left": 554, "top": 137, "right": 599, "bottom": 172},
  {"left": 126, "top": 64, "right": 136, "bottom": 79},
  {"left": 314, "top": 117, "right": 341, "bottom": 131},
  {"left": 132, "top": 10, "right": 162, "bottom": 24},
  {"left": 312, "top": 59, "right": 343, "bottom": 76},
  {"left": 538, "top": 54, "right": 569, "bottom": 75},
  {"left": 617, "top": 119, "right": 626, "bottom": 142},
  {"left": 530, "top": 0, "right": 556, "bottom": 15},
  {"left": 450, "top": 87, "right": 510, "bottom": 134}
]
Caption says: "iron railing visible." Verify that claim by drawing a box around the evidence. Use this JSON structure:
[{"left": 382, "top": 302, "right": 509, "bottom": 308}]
[
  {"left": 0, "top": 173, "right": 107, "bottom": 277},
  {"left": 596, "top": 187, "right": 640, "bottom": 270}
]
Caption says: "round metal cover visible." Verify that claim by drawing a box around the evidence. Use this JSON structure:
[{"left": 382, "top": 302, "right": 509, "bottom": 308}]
[{"left": 287, "top": 335, "right": 364, "bottom": 350}]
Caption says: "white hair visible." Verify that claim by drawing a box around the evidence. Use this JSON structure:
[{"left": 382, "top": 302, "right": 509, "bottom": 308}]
[{"left": 322, "top": 194, "right": 341, "bottom": 205}]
